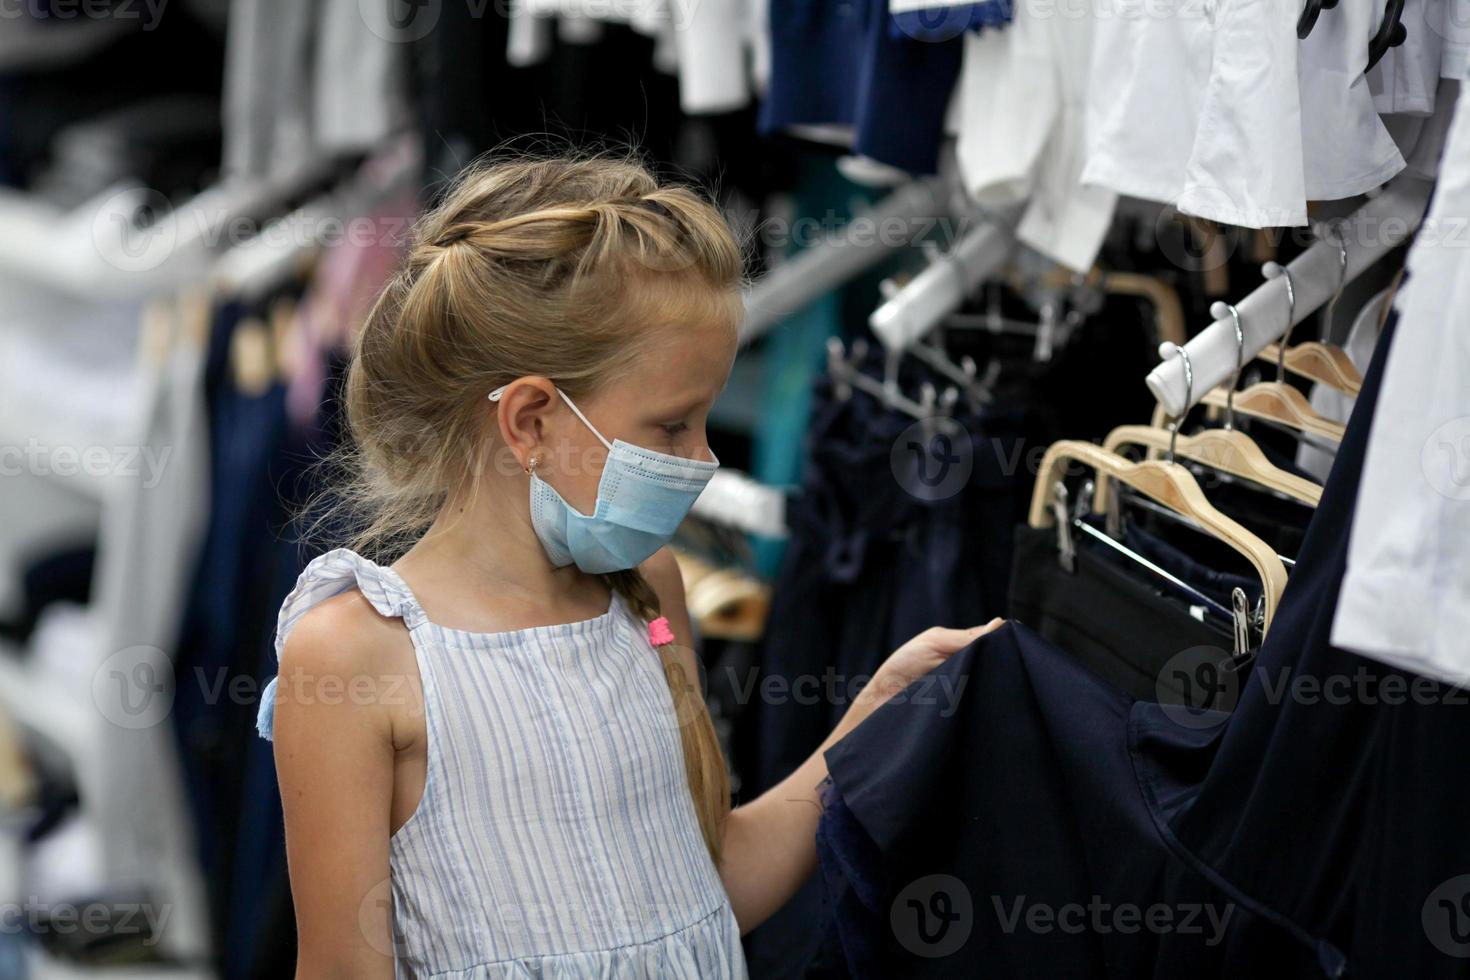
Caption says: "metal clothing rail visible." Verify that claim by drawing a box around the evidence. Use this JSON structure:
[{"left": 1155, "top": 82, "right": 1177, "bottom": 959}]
[
  {"left": 739, "top": 175, "right": 948, "bottom": 344},
  {"left": 1144, "top": 177, "right": 1433, "bottom": 418},
  {"left": 869, "top": 220, "right": 1013, "bottom": 351},
  {"left": 691, "top": 468, "right": 788, "bottom": 539}
]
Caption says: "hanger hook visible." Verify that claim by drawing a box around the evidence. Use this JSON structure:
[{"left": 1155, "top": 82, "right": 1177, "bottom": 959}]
[
  {"left": 1223, "top": 303, "right": 1243, "bottom": 431},
  {"left": 1166, "top": 344, "right": 1194, "bottom": 465},
  {"left": 1322, "top": 223, "right": 1349, "bottom": 338},
  {"left": 1275, "top": 265, "right": 1296, "bottom": 382}
]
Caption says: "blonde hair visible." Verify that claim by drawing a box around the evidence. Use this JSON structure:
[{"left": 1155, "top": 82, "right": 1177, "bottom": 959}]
[{"left": 335, "top": 149, "right": 745, "bottom": 862}]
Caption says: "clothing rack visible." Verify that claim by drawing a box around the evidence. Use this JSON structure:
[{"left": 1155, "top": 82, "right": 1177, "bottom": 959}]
[
  {"left": 1145, "top": 177, "right": 1432, "bottom": 417},
  {"left": 691, "top": 469, "right": 788, "bottom": 539},
  {"left": 869, "top": 220, "right": 1014, "bottom": 351},
  {"left": 212, "top": 137, "right": 422, "bottom": 300},
  {"left": 0, "top": 157, "right": 343, "bottom": 301},
  {"left": 739, "top": 175, "right": 948, "bottom": 344}
]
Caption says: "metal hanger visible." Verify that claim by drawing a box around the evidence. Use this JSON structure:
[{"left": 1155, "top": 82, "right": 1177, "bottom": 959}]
[
  {"left": 945, "top": 282, "right": 1080, "bottom": 363},
  {"left": 825, "top": 337, "right": 951, "bottom": 422},
  {"left": 1200, "top": 300, "right": 1347, "bottom": 445},
  {"left": 875, "top": 276, "right": 996, "bottom": 409},
  {"left": 1256, "top": 245, "right": 1364, "bottom": 396},
  {"left": 1054, "top": 478, "right": 1260, "bottom": 658}
]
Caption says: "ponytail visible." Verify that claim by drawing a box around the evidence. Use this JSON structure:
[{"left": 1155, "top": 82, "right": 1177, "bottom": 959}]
[{"left": 602, "top": 568, "right": 731, "bottom": 864}]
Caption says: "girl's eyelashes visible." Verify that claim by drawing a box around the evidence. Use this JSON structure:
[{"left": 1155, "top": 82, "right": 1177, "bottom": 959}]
[{"left": 659, "top": 421, "right": 690, "bottom": 436}]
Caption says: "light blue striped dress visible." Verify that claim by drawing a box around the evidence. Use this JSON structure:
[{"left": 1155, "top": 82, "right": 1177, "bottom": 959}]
[{"left": 256, "top": 548, "right": 748, "bottom": 979}]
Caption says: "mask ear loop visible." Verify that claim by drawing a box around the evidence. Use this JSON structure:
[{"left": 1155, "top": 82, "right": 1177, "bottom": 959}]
[{"left": 488, "top": 383, "right": 615, "bottom": 453}]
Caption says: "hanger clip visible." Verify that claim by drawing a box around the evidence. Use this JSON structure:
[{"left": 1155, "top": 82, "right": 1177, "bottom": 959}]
[
  {"left": 1231, "top": 587, "right": 1252, "bottom": 661},
  {"left": 1051, "top": 481, "right": 1076, "bottom": 573}
]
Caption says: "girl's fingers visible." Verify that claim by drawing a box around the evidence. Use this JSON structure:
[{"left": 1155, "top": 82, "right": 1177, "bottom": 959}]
[{"left": 929, "top": 619, "right": 1005, "bottom": 652}]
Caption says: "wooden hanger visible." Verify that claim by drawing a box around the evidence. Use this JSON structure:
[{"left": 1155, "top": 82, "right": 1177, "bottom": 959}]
[
  {"left": 1012, "top": 265, "right": 1187, "bottom": 348},
  {"left": 1251, "top": 246, "right": 1361, "bottom": 396},
  {"left": 1200, "top": 383, "right": 1346, "bottom": 444},
  {"left": 1201, "top": 298, "right": 1346, "bottom": 444},
  {"left": 1099, "top": 424, "right": 1322, "bottom": 508},
  {"left": 1256, "top": 340, "right": 1362, "bottom": 395},
  {"left": 1028, "top": 440, "right": 1288, "bottom": 629},
  {"left": 673, "top": 549, "right": 771, "bottom": 643}
]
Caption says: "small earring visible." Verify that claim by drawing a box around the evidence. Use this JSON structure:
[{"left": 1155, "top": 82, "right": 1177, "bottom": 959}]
[{"left": 523, "top": 454, "right": 541, "bottom": 476}]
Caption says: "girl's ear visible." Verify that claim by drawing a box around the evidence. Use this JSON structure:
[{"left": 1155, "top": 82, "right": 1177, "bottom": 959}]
[{"left": 492, "top": 378, "right": 559, "bottom": 471}]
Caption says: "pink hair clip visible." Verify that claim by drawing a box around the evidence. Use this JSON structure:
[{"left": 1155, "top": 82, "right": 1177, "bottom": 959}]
[{"left": 647, "top": 617, "right": 675, "bottom": 647}]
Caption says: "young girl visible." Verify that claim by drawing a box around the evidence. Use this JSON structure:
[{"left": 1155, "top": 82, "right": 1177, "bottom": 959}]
[{"left": 257, "top": 153, "right": 1002, "bottom": 979}]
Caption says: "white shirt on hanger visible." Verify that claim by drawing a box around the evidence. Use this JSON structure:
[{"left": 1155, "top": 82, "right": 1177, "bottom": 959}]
[
  {"left": 1368, "top": 0, "right": 1442, "bottom": 115},
  {"left": 1080, "top": 0, "right": 1306, "bottom": 228},
  {"left": 1296, "top": 284, "right": 1389, "bottom": 483},
  {"left": 1332, "top": 76, "right": 1470, "bottom": 687},
  {"left": 1298, "top": 0, "right": 1406, "bottom": 200},
  {"left": 1441, "top": 0, "right": 1470, "bottom": 80},
  {"left": 953, "top": 1, "right": 1116, "bottom": 272}
]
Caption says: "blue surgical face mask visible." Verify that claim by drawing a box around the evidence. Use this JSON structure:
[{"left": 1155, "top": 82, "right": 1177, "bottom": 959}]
[{"left": 488, "top": 384, "right": 719, "bottom": 574}]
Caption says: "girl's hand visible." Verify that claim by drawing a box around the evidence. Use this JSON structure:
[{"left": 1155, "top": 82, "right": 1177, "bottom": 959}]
[{"left": 861, "top": 618, "right": 1005, "bottom": 712}]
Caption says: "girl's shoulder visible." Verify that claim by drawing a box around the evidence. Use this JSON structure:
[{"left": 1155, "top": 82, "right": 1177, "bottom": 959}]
[
  {"left": 276, "top": 548, "right": 428, "bottom": 652},
  {"left": 258, "top": 548, "right": 425, "bottom": 743}
]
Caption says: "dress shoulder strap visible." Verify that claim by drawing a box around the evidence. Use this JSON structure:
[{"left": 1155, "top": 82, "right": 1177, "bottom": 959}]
[{"left": 256, "top": 548, "right": 427, "bottom": 741}]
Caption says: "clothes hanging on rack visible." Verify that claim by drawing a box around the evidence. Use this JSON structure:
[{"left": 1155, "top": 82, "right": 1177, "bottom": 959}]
[
  {"left": 952, "top": 0, "right": 1115, "bottom": 272},
  {"left": 817, "top": 295, "right": 1467, "bottom": 979},
  {"left": 746, "top": 363, "right": 1030, "bottom": 976},
  {"left": 1368, "top": 0, "right": 1443, "bottom": 115},
  {"left": 513, "top": 0, "right": 756, "bottom": 113},
  {"left": 221, "top": 0, "right": 410, "bottom": 181},
  {"left": 1007, "top": 524, "right": 1246, "bottom": 703},
  {"left": 1080, "top": 0, "right": 1306, "bottom": 228},
  {"left": 1333, "top": 63, "right": 1470, "bottom": 687},
  {"left": 759, "top": 0, "right": 972, "bottom": 174},
  {"left": 1298, "top": 0, "right": 1406, "bottom": 200}
]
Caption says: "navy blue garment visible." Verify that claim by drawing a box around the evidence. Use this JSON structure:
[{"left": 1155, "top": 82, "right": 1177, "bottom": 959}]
[
  {"left": 224, "top": 349, "right": 350, "bottom": 979},
  {"left": 1137, "top": 310, "right": 1470, "bottom": 977},
  {"left": 816, "top": 622, "right": 1340, "bottom": 978},
  {"left": 818, "top": 309, "right": 1465, "bottom": 978},
  {"left": 754, "top": 373, "right": 1028, "bottom": 795},
  {"left": 170, "top": 299, "right": 291, "bottom": 973},
  {"left": 748, "top": 372, "right": 1029, "bottom": 976},
  {"left": 889, "top": 0, "right": 1012, "bottom": 42},
  {"left": 760, "top": 0, "right": 966, "bottom": 173},
  {"left": 1122, "top": 523, "right": 1261, "bottom": 612},
  {"left": 1006, "top": 523, "right": 1245, "bottom": 702}
]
